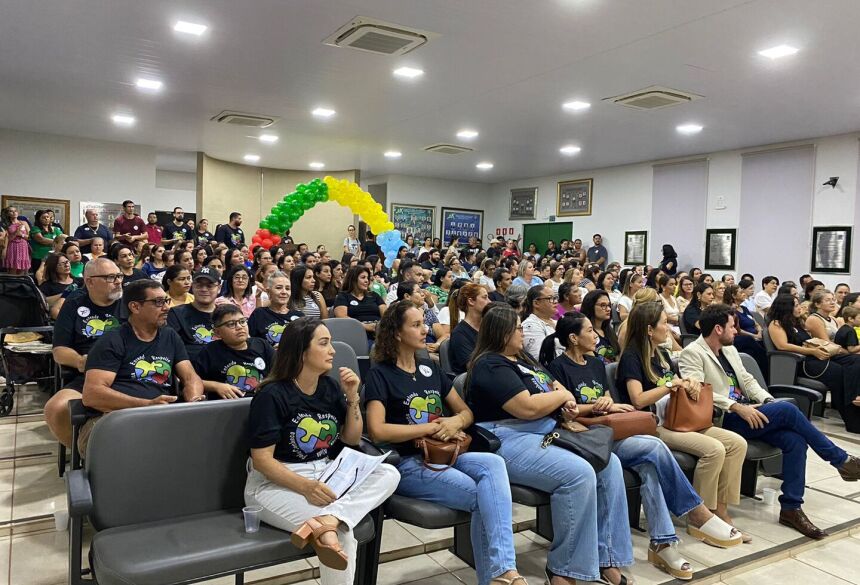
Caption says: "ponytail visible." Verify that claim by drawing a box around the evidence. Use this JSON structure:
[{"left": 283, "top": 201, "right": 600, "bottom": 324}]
[{"left": 539, "top": 333, "right": 560, "bottom": 369}]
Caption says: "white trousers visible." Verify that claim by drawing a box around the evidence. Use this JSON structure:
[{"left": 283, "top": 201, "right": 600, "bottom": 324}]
[{"left": 244, "top": 458, "right": 400, "bottom": 585}]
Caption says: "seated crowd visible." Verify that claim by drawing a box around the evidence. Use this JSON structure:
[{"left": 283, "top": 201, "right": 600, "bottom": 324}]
[{"left": 3, "top": 203, "right": 859, "bottom": 585}]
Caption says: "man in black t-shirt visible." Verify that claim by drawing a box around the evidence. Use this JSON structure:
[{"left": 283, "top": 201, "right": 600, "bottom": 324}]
[
  {"left": 167, "top": 267, "right": 220, "bottom": 359},
  {"left": 214, "top": 212, "right": 245, "bottom": 249},
  {"left": 361, "top": 231, "right": 382, "bottom": 260},
  {"left": 44, "top": 258, "right": 125, "bottom": 448},
  {"left": 194, "top": 304, "right": 274, "bottom": 399},
  {"left": 161, "top": 207, "right": 193, "bottom": 249},
  {"left": 78, "top": 280, "right": 204, "bottom": 454}
]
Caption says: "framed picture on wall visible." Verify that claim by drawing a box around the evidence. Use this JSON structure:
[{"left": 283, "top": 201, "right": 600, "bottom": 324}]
[
  {"left": 2, "top": 194, "right": 71, "bottom": 233},
  {"left": 557, "top": 178, "right": 593, "bottom": 217},
  {"left": 79, "top": 201, "right": 141, "bottom": 231},
  {"left": 705, "top": 228, "right": 737, "bottom": 270},
  {"left": 624, "top": 231, "right": 648, "bottom": 265},
  {"left": 811, "top": 226, "right": 852, "bottom": 273},
  {"left": 509, "top": 187, "right": 537, "bottom": 220},
  {"left": 390, "top": 203, "right": 435, "bottom": 241},
  {"left": 440, "top": 207, "right": 483, "bottom": 246}
]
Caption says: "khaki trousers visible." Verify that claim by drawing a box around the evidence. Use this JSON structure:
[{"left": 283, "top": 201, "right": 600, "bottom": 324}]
[{"left": 656, "top": 425, "right": 747, "bottom": 509}]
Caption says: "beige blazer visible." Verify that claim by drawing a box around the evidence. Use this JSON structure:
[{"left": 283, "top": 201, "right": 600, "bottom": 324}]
[{"left": 679, "top": 336, "right": 773, "bottom": 413}]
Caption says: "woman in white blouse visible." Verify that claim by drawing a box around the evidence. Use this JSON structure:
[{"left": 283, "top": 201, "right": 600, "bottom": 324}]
[{"left": 521, "top": 285, "right": 559, "bottom": 360}]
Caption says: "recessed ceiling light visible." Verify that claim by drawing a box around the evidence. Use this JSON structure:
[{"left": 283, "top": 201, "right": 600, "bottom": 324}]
[
  {"left": 758, "top": 44, "right": 799, "bottom": 59},
  {"left": 562, "top": 100, "right": 591, "bottom": 111},
  {"left": 174, "top": 21, "right": 208, "bottom": 36},
  {"left": 476, "top": 162, "right": 494, "bottom": 170},
  {"left": 393, "top": 66, "right": 424, "bottom": 79},
  {"left": 243, "top": 154, "right": 260, "bottom": 163},
  {"left": 456, "top": 129, "right": 479, "bottom": 139},
  {"left": 111, "top": 114, "right": 136, "bottom": 126},
  {"left": 311, "top": 107, "right": 336, "bottom": 118},
  {"left": 384, "top": 151, "right": 402, "bottom": 159},
  {"left": 676, "top": 123, "right": 704, "bottom": 135},
  {"left": 309, "top": 162, "right": 325, "bottom": 170},
  {"left": 560, "top": 145, "right": 582, "bottom": 155},
  {"left": 258, "top": 134, "right": 279, "bottom": 144},
  {"left": 135, "top": 78, "right": 163, "bottom": 91}
]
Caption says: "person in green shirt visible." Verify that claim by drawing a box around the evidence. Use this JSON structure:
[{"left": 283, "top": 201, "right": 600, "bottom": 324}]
[
  {"left": 62, "top": 241, "right": 87, "bottom": 278},
  {"left": 31, "top": 209, "right": 64, "bottom": 270}
]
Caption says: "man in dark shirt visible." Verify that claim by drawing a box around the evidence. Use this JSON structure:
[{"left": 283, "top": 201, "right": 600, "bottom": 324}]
[
  {"left": 144, "top": 212, "right": 163, "bottom": 244},
  {"left": 167, "top": 267, "right": 220, "bottom": 359},
  {"left": 73, "top": 208, "right": 113, "bottom": 255},
  {"left": 586, "top": 234, "right": 608, "bottom": 267},
  {"left": 214, "top": 212, "right": 245, "bottom": 249},
  {"left": 112, "top": 200, "right": 147, "bottom": 245},
  {"left": 43, "top": 258, "right": 125, "bottom": 448},
  {"left": 78, "top": 280, "right": 204, "bottom": 454},
  {"left": 162, "top": 207, "right": 193, "bottom": 248},
  {"left": 420, "top": 249, "right": 443, "bottom": 272},
  {"left": 361, "top": 231, "right": 382, "bottom": 260}
]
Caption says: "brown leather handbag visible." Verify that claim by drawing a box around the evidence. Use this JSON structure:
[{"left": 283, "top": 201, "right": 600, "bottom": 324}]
[
  {"left": 663, "top": 383, "right": 714, "bottom": 432},
  {"left": 578, "top": 411, "right": 658, "bottom": 440},
  {"left": 414, "top": 434, "right": 472, "bottom": 471}
]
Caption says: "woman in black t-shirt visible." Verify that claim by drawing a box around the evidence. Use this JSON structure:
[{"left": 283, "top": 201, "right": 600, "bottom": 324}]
[
  {"left": 332, "top": 266, "right": 386, "bottom": 339},
  {"left": 467, "top": 305, "right": 633, "bottom": 585},
  {"left": 542, "top": 313, "right": 739, "bottom": 580},
  {"left": 682, "top": 282, "right": 714, "bottom": 336},
  {"left": 244, "top": 317, "right": 399, "bottom": 581},
  {"left": 365, "top": 302, "right": 525, "bottom": 585},
  {"left": 39, "top": 253, "right": 84, "bottom": 318},
  {"left": 248, "top": 271, "right": 304, "bottom": 346},
  {"left": 618, "top": 301, "right": 746, "bottom": 551}
]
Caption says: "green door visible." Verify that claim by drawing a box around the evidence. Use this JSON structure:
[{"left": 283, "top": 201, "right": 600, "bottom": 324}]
[{"left": 522, "top": 222, "right": 572, "bottom": 253}]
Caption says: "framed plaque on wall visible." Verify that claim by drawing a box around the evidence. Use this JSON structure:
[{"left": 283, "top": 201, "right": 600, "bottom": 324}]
[
  {"left": 509, "top": 187, "right": 537, "bottom": 220},
  {"left": 624, "top": 231, "right": 648, "bottom": 265},
  {"left": 811, "top": 226, "right": 852, "bottom": 273},
  {"left": 557, "top": 178, "right": 593, "bottom": 217},
  {"left": 705, "top": 228, "right": 737, "bottom": 270}
]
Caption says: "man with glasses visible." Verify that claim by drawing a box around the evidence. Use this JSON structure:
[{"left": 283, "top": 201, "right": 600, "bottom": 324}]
[
  {"left": 77, "top": 280, "right": 205, "bottom": 454},
  {"left": 113, "top": 244, "right": 148, "bottom": 287},
  {"left": 167, "top": 267, "right": 220, "bottom": 359},
  {"left": 193, "top": 304, "right": 274, "bottom": 399},
  {"left": 44, "top": 258, "right": 125, "bottom": 448},
  {"left": 112, "top": 200, "right": 147, "bottom": 245}
]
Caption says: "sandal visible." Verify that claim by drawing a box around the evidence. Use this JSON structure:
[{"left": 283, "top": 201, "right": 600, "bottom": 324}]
[
  {"left": 687, "top": 515, "right": 743, "bottom": 548},
  {"left": 491, "top": 577, "right": 529, "bottom": 585},
  {"left": 599, "top": 567, "right": 634, "bottom": 584},
  {"left": 544, "top": 566, "right": 576, "bottom": 585},
  {"left": 647, "top": 542, "right": 692, "bottom": 581},
  {"left": 290, "top": 517, "right": 348, "bottom": 570}
]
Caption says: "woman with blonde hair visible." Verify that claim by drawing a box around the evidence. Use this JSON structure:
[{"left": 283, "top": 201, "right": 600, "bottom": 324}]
[{"left": 618, "top": 288, "right": 680, "bottom": 352}]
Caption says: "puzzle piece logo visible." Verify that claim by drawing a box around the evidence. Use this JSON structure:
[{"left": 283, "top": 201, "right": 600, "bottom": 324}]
[
  {"left": 408, "top": 393, "right": 443, "bottom": 424},
  {"left": 266, "top": 323, "right": 286, "bottom": 344},
  {"left": 133, "top": 358, "right": 171, "bottom": 384},
  {"left": 295, "top": 417, "right": 338, "bottom": 454},
  {"left": 225, "top": 364, "right": 261, "bottom": 391},
  {"left": 83, "top": 316, "right": 120, "bottom": 337},
  {"left": 577, "top": 384, "right": 603, "bottom": 403},
  {"left": 531, "top": 369, "right": 553, "bottom": 393},
  {"left": 193, "top": 326, "right": 213, "bottom": 344}
]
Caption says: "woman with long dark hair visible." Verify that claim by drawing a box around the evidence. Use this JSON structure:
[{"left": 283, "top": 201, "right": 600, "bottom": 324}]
[
  {"left": 141, "top": 244, "right": 167, "bottom": 280},
  {"left": 365, "top": 302, "right": 526, "bottom": 585},
  {"left": 467, "top": 305, "right": 633, "bottom": 585},
  {"left": 580, "top": 290, "right": 619, "bottom": 364},
  {"left": 289, "top": 265, "right": 328, "bottom": 319},
  {"left": 682, "top": 282, "right": 715, "bottom": 335},
  {"left": 40, "top": 253, "right": 82, "bottom": 318},
  {"left": 62, "top": 240, "right": 87, "bottom": 279},
  {"left": 618, "top": 302, "right": 746, "bottom": 549},
  {"left": 658, "top": 244, "right": 678, "bottom": 276},
  {"left": 314, "top": 261, "right": 339, "bottom": 308},
  {"left": 724, "top": 281, "right": 768, "bottom": 376},
  {"left": 426, "top": 267, "right": 455, "bottom": 306},
  {"left": 332, "top": 266, "right": 386, "bottom": 339},
  {"left": 216, "top": 265, "right": 256, "bottom": 318},
  {"left": 244, "top": 317, "right": 399, "bottom": 584},
  {"left": 447, "top": 283, "right": 490, "bottom": 375},
  {"left": 541, "top": 312, "right": 738, "bottom": 580},
  {"left": 768, "top": 294, "right": 860, "bottom": 431}
]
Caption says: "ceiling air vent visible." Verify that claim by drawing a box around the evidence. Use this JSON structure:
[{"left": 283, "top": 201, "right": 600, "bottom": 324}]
[
  {"left": 423, "top": 144, "right": 474, "bottom": 155},
  {"left": 324, "top": 17, "right": 437, "bottom": 56},
  {"left": 211, "top": 111, "right": 279, "bottom": 128},
  {"left": 604, "top": 86, "right": 703, "bottom": 111}
]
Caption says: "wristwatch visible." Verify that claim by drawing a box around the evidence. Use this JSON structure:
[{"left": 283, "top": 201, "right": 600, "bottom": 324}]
[{"left": 663, "top": 380, "right": 674, "bottom": 389}]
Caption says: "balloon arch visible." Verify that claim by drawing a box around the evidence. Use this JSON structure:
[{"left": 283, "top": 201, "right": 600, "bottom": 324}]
[{"left": 250, "top": 176, "right": 406, "bottom": 268}]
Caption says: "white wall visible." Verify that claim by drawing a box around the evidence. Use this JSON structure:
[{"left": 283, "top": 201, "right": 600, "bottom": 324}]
[
  {"left": 487, "top": 133, "right": 860, "bottom": 289},
  {"left": 153, "top": 170, "right": 196, "bottom": 214}
]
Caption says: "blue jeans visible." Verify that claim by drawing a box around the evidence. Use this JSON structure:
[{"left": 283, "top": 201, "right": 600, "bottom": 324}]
[
  {"left": 395, "top": 452, "right": 516, "bottom": 585},
  {"left": 722, "top": 401, "right": 848, "bottom": 509},
  {"left": 613, "top": 435, "right": 703, "bottom": 544},
  {"left": 478, "top": 417, "right": 633, "bottom": 581}
]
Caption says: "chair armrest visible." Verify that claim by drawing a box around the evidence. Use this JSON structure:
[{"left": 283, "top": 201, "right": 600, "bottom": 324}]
[
  {"left": 767, "top": 350, "right": 805, "bottom": 386},
  {"left": 358, "top": 436, "right": 401, "bottom": 466},
  {"left": 68, "top": 399, "right": 91, "bottom": 427},
  {"left": 769, "top": 384, "right": 822, "bottom": 420},
  {"left": 467, "top": 425, "right": 501, "bottom": 453},
  {"left": 772, "top": 396, "right": 797, "bottom": 407},
  {"left": 65, "top": 469, "right": 92, "bottom": 518}
]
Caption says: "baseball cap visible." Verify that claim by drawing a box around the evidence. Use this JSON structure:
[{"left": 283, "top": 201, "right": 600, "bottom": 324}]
[{"left": 193, "top": 267, "right": 221, "bottom": 283}]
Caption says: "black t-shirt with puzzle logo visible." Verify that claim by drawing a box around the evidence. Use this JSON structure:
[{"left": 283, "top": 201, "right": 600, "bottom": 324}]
[
  {"left": 548, "top": 354, "right": 608, "bottom": 404},
  {"left": 53, "top": 293, "right": 123, "bottom": 355},
  {"left": 192, "top": 338, "right": 274, "bottom": 396},
  {"left": 247, "top": 307, "right": 304, "bottom": 346},
  {"left": 468, "top": 353, "right": 555, "bottom": 423},
  {"left": 166, "top": 304, "right": 215, "bottom": 359}
]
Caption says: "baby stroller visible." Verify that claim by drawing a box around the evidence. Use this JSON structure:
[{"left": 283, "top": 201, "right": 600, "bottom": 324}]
[{"left": 0, "top": 274, "right": 56, "bottom": 416}]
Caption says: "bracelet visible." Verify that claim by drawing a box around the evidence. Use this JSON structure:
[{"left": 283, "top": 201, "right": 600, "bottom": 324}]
[{"left": 346, "top": 400, "right": 359, "bottom": 407}]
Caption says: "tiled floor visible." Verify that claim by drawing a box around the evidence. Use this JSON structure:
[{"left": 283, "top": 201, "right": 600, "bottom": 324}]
[{"left": 2, "top": 385, "right": 860, "bottom": 585}]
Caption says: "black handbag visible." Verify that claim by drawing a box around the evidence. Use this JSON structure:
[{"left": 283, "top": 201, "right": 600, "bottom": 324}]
[{"left": 540, "top": 424, "right": 613, "bottom": 472}]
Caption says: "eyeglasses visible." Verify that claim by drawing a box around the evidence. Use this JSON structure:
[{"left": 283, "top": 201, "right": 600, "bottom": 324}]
[
  {"left": 595, "top": 302, "right": 612, "bottom": 309},
  {"left": 216, "top": 318, "right": 248, "bottom": 329},
  {"left": 57, "top": 259, "right": 71, "bottom": 266},
  {"left": 514, "top": 325, "right": 524, "bottom": 332},
  {"left": 89, "top": 273, "right": 124, "bottom": 283},
  {"left": 233, "top": 275, "right": 249, "bottom": 281},
  {"left": 140, "top": 297, "right": 172, "bottom": 308},
  {"left": 538, "top": 295, "right": 559, "bottom": 302}
]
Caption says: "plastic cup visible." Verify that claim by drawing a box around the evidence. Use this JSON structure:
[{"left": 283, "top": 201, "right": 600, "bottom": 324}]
[
  {"left": 50, "top": 502, "right": 68, "bottom": 531},
  {"left": 243, "top": 506, "right": 262, "bottom": 533},
  {"left": 762, "top": 488, "right": 778, "bottom": 506}
]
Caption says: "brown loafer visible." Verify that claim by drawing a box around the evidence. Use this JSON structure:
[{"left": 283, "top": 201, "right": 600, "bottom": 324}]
[
  {"left": 838, "top": 455, "right": 860, "bottom": 481},
  {"left": 779, "top": 508, "right": 828, "bottom": 540}
]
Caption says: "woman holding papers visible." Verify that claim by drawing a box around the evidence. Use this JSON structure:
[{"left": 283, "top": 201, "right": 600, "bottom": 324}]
[
  {"left": 365, "top": 301, "right": 527, "bottom": 585},
  {"left": 245, "top": 317, "right": 399, "bottom": 585}
]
